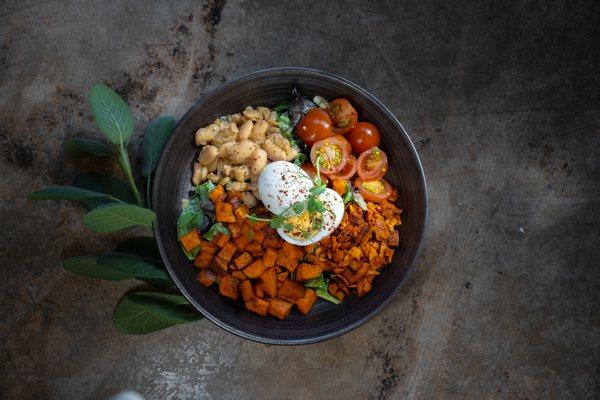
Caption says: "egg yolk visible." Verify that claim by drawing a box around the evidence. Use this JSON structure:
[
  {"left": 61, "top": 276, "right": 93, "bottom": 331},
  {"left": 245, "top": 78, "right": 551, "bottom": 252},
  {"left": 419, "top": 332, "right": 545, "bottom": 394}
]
[{"left": 285, "top": 210, "right": 323, "bottom": 239}]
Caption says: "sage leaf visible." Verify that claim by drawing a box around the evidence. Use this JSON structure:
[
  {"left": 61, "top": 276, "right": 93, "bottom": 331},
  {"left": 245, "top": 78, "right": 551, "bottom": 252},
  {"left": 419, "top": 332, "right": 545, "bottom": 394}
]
[
  {"left": 65, "top": 138, "right": 115, "bottom": 158},
  {"left": 73, "top": 172, "right": 137, "bottom": 210},
  {"left": 141, "top": 116, "right": 176, "bottom": 176},
  {"left": 305, "top": 274, "right": 340, "bottom": 305},
  {"left": 89, "top": 84, "right": 134, "bottom": 144},
  {"left": 97, "top": 252, "right": 169, "bottom": 280},
  {"left": 113, "top": 291, "right": 202, "bottom": 334},
  {"left": 83, "top": 203, "right": 155, "bottom": 232},
  {"left": 63, "top": 256, "right": 130, "bottom": 281},
  {"left": 116, "top": 236, "right": 161, "bottom": 260},
  {"left": 28, "top": 186, "right": 118, "bottom": 202}
]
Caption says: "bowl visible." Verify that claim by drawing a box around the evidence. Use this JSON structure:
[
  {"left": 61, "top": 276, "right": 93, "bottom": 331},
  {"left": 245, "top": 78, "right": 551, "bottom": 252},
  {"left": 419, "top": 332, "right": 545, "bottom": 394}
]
[{"left": 152, "top": 67, "right": 428, "bottom": 345}]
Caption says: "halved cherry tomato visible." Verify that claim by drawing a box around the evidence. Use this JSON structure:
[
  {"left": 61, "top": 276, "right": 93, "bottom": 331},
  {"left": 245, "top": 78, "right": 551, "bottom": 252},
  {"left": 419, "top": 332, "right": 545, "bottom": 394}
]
[
  {"left": 357, "top": 147, "right": 388, "bottom": 180},
  {"left": 355, "top": 177, "right": 393, "bottom": 202},
  {"left": 347, "top": 122, "right": 380, "bottom": 154},
  {"left": 327, "top": 155, "right": 357, "bottom": 180},
  {"left": 310, "top": 136, "right": 350, "bottom": 174},
  {"left": 296, "top": 108, "right": 333, "bottom": 147},
  {"left": 301, "top": 163, "right": 329, "bottom": 185},
  {"left": 328, "top": 98, "right": 358, "bottom": 135}
]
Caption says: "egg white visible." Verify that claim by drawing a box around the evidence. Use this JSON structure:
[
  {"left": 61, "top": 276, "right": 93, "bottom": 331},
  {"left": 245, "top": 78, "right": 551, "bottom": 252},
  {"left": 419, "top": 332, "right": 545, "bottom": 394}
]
[
  {"left": 257, "top": 161, "right": 313, "bottom": 215},
  {"left": 277, "top": 188, "right": 345, "bottom": 246}
]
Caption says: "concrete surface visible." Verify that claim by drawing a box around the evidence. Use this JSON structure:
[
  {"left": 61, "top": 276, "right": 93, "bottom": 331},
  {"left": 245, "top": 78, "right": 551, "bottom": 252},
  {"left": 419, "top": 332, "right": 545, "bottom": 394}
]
[{"left": 1, "top": 0, "right": 599, "bottom": 399}]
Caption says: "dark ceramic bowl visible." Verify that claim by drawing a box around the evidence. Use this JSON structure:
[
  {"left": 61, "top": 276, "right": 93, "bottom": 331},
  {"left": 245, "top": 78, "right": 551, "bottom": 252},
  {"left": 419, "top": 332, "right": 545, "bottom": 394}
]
[{"left": 153, "top": 68, "right": 427, "bottom": 345}]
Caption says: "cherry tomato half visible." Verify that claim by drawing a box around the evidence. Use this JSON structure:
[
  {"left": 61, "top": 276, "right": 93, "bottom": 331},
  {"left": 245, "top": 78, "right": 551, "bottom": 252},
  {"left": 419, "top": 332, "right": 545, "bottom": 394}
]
[
  {"left": 357, "top": 147, "right": 388, "bottom": 180},
  {"left": 296, "top": 108, "right": 333, "bottom": 147},
  {"left": 327, "top": 155, "right": 357, "bottom": 180},
  {"left": 301, "top": 163, "right": 329, "bottom": 185},
  {"left": 355, "top": 177, "right": 393, "bottom": 202},
  {"left": 328, "top": 98, "right": 358, "bottom": 135},
  {"left": 310, "top": 136, "right": 350, "bottom": 174},
  {"left": 347, "top": 122, "right": 381, "bottom": 154}
]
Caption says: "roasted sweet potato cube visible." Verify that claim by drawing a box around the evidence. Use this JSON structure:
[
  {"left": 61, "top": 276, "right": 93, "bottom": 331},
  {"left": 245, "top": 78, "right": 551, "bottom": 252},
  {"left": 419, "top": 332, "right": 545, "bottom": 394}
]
[
  {"left": 249, "top": 220, "right": 268, "bottom": 230},
  {"left": 231, "top": 270, "right": 247, "bottom": 281},
  {"left": 277, "top": 279, "right": 306, "bottom": 302},
  {"left": 213, "top": 232, "right": 229, "bottom": 248},
  {"left": 180, "top": 229, "right": 202, "bottom": 252},
  {"left": 259, "top": 267, "right": 277, "bottom": 297},
  {"left": 194, "top": 251, "right": 213, "bottom": 268},
  {"left": 235, "top": 204, "right": 250, "bottom": 223},
  {"left": 227, "top": 222, "right": 243, "bottom": 238},
  {"left": 262, "top": 236, "right": 281, "bottom": 249},
  {"left": 262, "top": 247, "right": 278, "bottom": 269},
  {"left": 243, "top": 259, "right": 265, "bottom": 279},
  {"left": 215, "top": 202, "right": 236, "bottom": 223},
  {"left": 245, "top": 241, "right": 263, "bottom": 257},
  {"left": 217, "top": 242, "right": 237, "bottom": 262},
  {"left": 245, "top": 298, "right": 269, "bottom": 316},
  {"left": 233, "top": 252, "right": 253, "bottom": 269},
  {"left": 328, "top": 282, "right": 345, "bottom": 302},
  {"left": 276, "top": 248, "right": 300, "bottom": 272},
  {"left": 253, "top": 282, "right": 265, "bottom": 298},
  {"left": 233, "top": 234, "right": 250, "bottom": 251},
  {"left": 251, "top": 229, "right": 266, "bottom": 244},
  {"left": 285, "top": 241, "right": 303, "bottom": 258},
  {"left": 295, "top": 263, "right": 323, "bottom": 282},
  {"left": 201, "top": 240, "right": 219, "bottom": 255},
  {"left": 276, "top": 271, "right": 289, "bottom": 282},
  {"left": 197, "top": 269, "right": 216, "bottom": 287},
  {"left": 211, "top": 256, "right": 228, "bottom": 274},
  {"left": 219, "top": 274, "right": 240, "bottom": 300},
  {"left": 242, "top": 223, "right": 254, "bottom": 240},
  {"left": 268, "top": 298, "right": 292, "bottom": 320},
  {"left": 295, "top": 288, "right": 318, "bottom": 314},
  {"left": 209, "top": 185, "right": 226, "bottom": 203},
  {"left": 240, "top": 279, "right": 254, "bottom": 302}
]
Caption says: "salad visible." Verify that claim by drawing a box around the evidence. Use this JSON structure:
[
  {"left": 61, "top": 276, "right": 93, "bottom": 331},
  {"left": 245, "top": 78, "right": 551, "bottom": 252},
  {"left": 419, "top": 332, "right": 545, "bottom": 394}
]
[{"left": 177, "top": 89, "right": 402, "bottom": 319}]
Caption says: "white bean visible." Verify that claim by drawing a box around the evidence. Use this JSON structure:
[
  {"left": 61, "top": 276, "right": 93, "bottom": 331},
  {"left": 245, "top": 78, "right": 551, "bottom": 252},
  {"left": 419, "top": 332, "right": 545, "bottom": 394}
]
[
  {"left": 212, "top": 128, "right": 237, "bottom": 145},
  {"left": 207, "top": 173, "right": 220, "bottom": 183},
  {"left": 192, "top": 162, "right": 202, "bottom": 185},
  {"left": 250, "top": 119, "right": 269, "bottom": 142},
  {"left": 198, "top": 145, "right": 218, "bottom": 165},
  {"left": 249, "top": 148, "right": 268, "bottom": 175},
  {"left": 195, "top": 123, "right": 219, "bottom": 145},
  {"left": 241, "top": 191, "right": 259, "bottom": 208},
  {"left": 243, "top": 107, "right": 263, "bottom": 121},
  {"left": 232, "top": 165, "right": 250, "bottom": 182},
  {"left": 228, "top": 140, "right": 257, "bottom": 163},
  {"left": 227, "top": 181, "right": 249, "bottom": 192},
  {"left": 238, "top": 120, "right": 254, "bottom": 140}
]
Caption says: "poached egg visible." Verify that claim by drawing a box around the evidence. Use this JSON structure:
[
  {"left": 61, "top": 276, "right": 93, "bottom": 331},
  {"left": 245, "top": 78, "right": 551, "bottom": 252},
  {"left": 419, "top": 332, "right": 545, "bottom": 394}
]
[{"left": 257, "top": 161, "right": 344, "bottom": 246}]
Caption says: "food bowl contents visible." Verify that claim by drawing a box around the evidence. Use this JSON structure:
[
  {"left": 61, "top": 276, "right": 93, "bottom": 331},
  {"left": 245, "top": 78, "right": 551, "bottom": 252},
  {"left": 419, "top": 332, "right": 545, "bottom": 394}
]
[{"left": 177, "top": 89, "right": 402, "bottom": 319}]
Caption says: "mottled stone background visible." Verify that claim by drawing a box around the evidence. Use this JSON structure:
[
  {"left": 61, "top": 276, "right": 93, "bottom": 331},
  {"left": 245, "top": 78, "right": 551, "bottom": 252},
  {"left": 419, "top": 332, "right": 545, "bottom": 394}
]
[{"left": 1, "top": 0, "right": 599, "bottom": 399}]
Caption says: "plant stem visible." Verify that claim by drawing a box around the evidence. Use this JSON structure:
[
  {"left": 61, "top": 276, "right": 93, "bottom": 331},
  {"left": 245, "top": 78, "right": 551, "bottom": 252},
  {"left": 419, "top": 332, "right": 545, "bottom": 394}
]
[
  {"left": 146, "top": 175, "right": 152, "bottom": 210},
  {"left": 117, "top": 142, "right": 143, "bottom": 207}
]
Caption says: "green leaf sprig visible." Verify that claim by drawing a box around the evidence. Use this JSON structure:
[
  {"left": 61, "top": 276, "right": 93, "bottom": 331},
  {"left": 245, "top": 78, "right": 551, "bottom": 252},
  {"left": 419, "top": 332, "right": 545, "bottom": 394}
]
[
  {"left": 28, "top": 83, "right": 195, "bottom": 335},
  {"left": 305, "top": 273, "right": 340, "bottom": 305}
]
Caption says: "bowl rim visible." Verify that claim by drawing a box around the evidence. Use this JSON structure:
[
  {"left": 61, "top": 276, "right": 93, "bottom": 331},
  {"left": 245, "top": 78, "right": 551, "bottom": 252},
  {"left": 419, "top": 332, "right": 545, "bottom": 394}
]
[{"left": 153, "top": 67, "right": 428, "bottom": 345}]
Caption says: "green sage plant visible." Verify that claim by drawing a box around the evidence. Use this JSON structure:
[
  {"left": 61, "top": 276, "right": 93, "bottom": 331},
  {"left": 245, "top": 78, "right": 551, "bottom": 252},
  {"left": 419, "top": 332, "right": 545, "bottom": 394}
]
[{"left": 28, "top": 84, "right": 203, "bottom": 334}]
